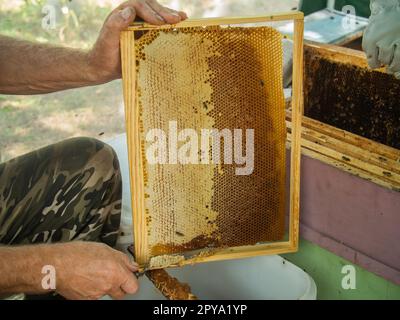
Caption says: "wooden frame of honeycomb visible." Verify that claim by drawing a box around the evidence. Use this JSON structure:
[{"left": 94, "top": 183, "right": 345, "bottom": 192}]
[{"left": 121, "top": 13, "right": 304, "bottom": 269}]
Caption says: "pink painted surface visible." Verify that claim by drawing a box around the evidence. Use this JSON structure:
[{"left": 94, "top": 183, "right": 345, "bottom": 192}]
[{"left": 286, "top": 153, "right": 400, "bottom": 285}]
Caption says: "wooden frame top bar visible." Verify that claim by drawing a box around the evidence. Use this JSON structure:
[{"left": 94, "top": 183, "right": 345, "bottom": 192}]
[{"left": 127, "top": 12, "right": 304, "bottom": 31}]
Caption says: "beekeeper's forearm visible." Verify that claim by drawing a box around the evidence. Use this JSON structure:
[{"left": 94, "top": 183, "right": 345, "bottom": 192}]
[
  {"left": 0, "top": 245, "right": 52, "bottom": 296},
  {"left": 0, "top": 35, "right": 104, "bottom": 95}
]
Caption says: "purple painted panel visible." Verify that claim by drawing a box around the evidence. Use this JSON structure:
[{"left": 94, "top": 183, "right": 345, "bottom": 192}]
[{"left": 286, "top": 152, "right": 400, "bottom": 284}]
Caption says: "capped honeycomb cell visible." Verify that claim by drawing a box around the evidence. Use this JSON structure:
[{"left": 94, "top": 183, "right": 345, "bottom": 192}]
[{"left": 132, "top": 26, "right": 286, "bottom": 264}]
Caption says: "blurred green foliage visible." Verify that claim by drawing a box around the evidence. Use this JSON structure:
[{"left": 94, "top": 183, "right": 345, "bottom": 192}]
[{"left": 0, "top": 0, "right": 110, "bottom": 48}]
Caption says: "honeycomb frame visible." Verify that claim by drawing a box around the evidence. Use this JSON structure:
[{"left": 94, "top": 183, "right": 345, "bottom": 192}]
[{"left": 121, "top": 13, "right": 304, "bottom": 268}]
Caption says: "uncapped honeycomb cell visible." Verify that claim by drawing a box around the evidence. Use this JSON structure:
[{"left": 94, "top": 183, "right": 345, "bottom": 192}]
[{"left": 134, "top": 26, "right": 286, "bottom": 264}]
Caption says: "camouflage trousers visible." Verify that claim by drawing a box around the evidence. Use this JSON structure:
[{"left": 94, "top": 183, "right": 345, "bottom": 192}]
[{"left": 0, "top": 137, "right": 122, "bottom": 247}]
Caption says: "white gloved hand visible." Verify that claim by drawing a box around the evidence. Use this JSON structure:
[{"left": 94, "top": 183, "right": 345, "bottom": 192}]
[{"left": 362, "top": 0, "right": 400, "bottom": 78}]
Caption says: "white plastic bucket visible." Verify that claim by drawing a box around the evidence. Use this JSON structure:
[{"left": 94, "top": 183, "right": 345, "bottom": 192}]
[{"left": 126, "top": 255, "right": 317, "bottom": 300}]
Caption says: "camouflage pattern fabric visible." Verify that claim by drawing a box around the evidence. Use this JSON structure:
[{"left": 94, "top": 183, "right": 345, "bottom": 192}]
[{"left": 0, "top": 137, "right": 122, "bottom": 247}]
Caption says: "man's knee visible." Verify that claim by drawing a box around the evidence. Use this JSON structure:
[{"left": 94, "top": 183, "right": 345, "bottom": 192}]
[
  {"left": 55, "top": 136, "right": 123, "bottom": 219},
  {"left": 59, "top": 137, "right": 123, "bottom": 246},
  {"left": 52, "top": 137, "right": 120, "bottom": 177},
  {"left": 0, "top": 137, "right": 122, "bottom": 245},
  {"left": 45, "top": 137, "right": 122, "bottom": 245}
]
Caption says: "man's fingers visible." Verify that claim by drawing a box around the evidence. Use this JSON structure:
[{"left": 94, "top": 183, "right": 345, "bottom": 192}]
[
  {"left": 117, "top": 0, "right": 187, "bottom": 25},
  {"left": 108, "top": 287, "right": 126, "bottom": 300},
  {"left": 115, "top": 251, "right": 139, "bottom": 271},
  {"left": 119, "top": 1, "right": 166, "bottom": 25},
  {"left": 125, "top": 258, "right": 139, "bottom": 272},
  {"left": 99, "top": 6, "right": 136, "bottom": 46},
  {"left": 108, "top": 261, "right": 139, "bottom": 298},
  {"left": 125, "top": 262, "right": 139, "bottom": 273},
  {"left": 109, "top": 6, "right": 136, "bottom": 30},
  {"left": 178, "top": 11, "right": 188, "bottom": 20},
  {"left": 147, "top": 0, "right": 182, "bottom": 24},
  {"left": 120, "top": 6, "right": 136, "bottom": 22},
  {"left": 120, "top": 272, "right": 140, "bottom": 295}
]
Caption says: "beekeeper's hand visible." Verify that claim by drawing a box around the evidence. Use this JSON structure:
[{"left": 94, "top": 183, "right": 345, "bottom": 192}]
[
  {"left": 0, "top": 242, "right": 139, "bottom": 300},
  {"left": 0, "top": 0, "right": 188, "bottom": 95},
  {"left": 362, "top": 0, "right": 400, "bottom": 78},
  {"left": 54, "top": 241, "right": 140, "bottom": 300},
  {"left": 89, "top": 0, "right": 188, "bottom": 82}
]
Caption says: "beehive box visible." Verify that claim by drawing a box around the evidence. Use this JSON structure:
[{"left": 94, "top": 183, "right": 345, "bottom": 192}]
[
  {"left": 284, "top": 43, "right": 400, "bottom": 287},
  {"left": 287, "top": 42, "right": 400, "bottom": 192},
  {"left": 121, "top": 13, "right": 304, "bottom": 269}
]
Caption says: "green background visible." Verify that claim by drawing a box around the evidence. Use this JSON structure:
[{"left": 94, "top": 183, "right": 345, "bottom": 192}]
[{"left": 282, "top": 239, "right": 400, "bottom": 300}]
